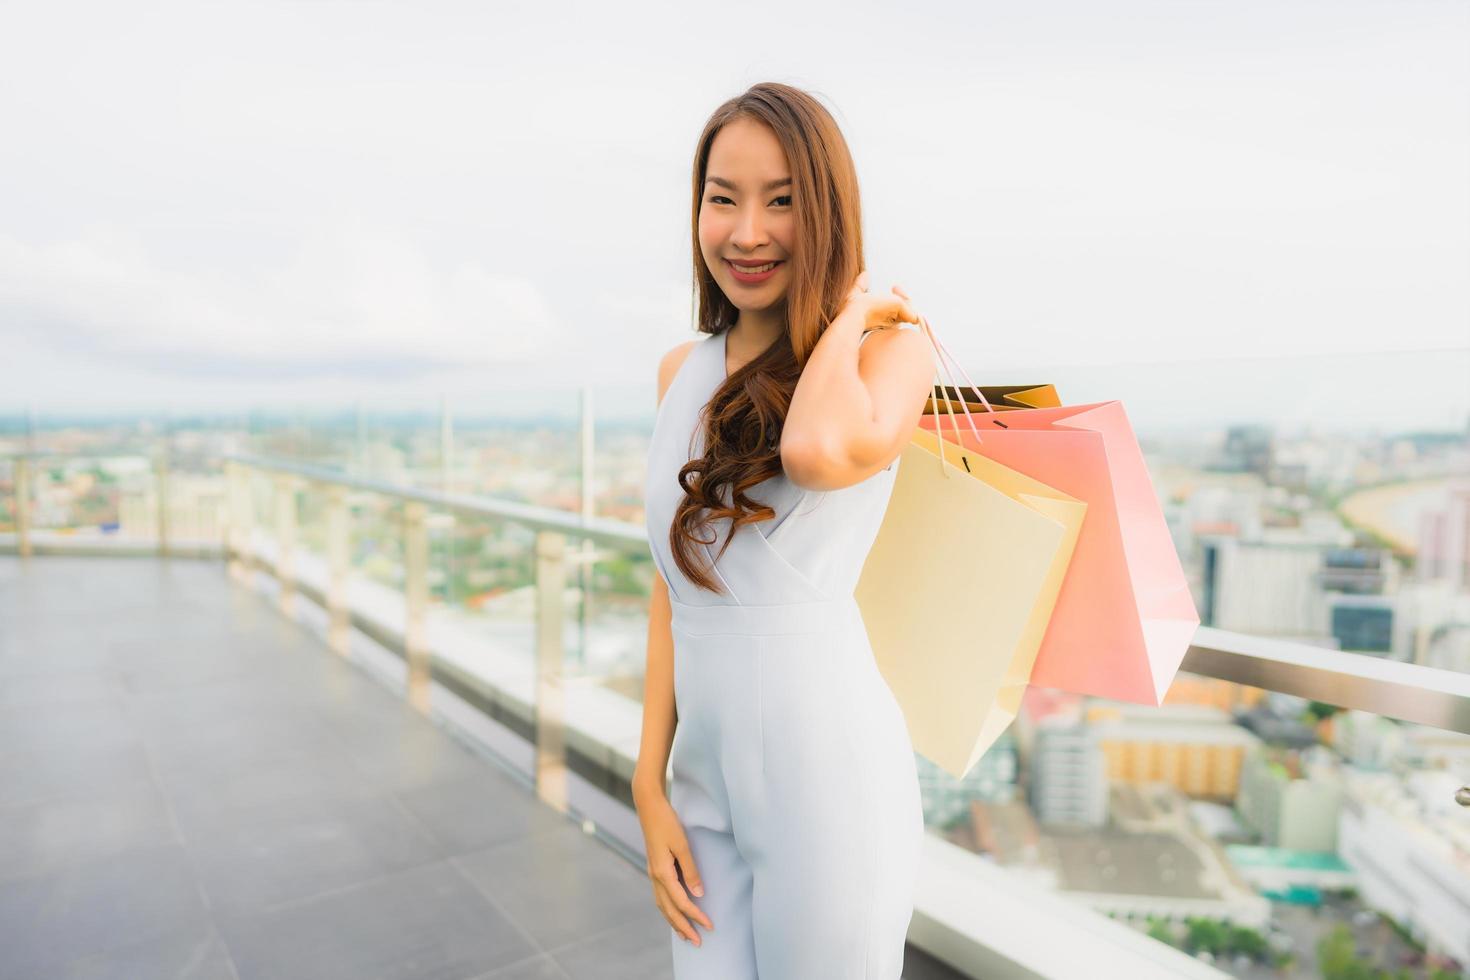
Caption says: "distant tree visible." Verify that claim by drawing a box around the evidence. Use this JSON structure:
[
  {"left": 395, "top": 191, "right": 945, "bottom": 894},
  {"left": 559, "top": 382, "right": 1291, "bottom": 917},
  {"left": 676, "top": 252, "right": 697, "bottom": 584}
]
[
  {"left": 1146, "top": 919, "right": 1175, "bottom": 946},
  {"left": 1318, "top": 925, "right": 1354, "bottom": 976},
  {"left": 1305, "top": 701, "right": 1342, "bottom": 722},
  {"left": 1226, "top": 925, "right": 1267, "bottom": 959},
  {"left": 1185, "top": 918, "right": 1227, "bottom": 955},
  {"left": 1316, "top": 925, "right": 1380, "bottom": 980}
]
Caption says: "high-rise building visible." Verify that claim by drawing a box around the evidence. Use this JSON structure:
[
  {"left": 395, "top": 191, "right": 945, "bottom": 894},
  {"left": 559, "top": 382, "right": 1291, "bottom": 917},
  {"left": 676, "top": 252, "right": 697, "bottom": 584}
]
[
  {"left": 1235, "top": 747, "right": 1344, "bottom": 851},
  {"left": 1029, "top": 716, "right": 1109, "bottom": 828},
  {"left": 1417, "top": 477, "right": 1470, "bottom": 589}
]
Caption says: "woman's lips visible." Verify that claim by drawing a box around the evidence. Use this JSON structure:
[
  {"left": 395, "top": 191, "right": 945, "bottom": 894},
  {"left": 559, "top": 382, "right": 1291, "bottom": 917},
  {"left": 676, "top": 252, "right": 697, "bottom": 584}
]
[{"left": 726, "top": 259, "right": 783, "bottom": 284}]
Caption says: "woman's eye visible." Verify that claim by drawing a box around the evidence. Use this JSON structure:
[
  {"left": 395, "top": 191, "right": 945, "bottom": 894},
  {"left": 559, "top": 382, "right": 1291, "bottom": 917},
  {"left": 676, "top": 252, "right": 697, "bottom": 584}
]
[{"left": 707, "top": 195, "right": 793, "bottom": 206}]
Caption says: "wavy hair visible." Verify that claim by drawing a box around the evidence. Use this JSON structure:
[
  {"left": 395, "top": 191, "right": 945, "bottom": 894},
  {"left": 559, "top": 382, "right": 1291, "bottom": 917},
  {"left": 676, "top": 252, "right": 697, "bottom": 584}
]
[{"left": 669, "top": 82, "right": 865, "bottom": 594}]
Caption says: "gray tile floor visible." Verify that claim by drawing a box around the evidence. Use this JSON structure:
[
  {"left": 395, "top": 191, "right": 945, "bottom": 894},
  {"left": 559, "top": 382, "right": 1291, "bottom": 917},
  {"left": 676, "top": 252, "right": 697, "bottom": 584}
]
[{"left": 0, "top": 555, "right": 968, "bottom": 980}]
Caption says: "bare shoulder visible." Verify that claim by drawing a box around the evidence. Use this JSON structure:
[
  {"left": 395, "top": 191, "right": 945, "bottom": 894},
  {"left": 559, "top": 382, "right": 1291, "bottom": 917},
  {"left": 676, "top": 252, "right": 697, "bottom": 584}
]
[{"left": 656, "top": 338, "right": 700, "bottom": 408}]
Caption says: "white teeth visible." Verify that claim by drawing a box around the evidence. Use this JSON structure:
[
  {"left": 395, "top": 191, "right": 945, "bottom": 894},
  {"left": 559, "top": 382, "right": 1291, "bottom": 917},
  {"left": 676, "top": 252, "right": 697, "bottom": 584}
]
[{"left": 731, "top": 261, "right": 777, "bottom": 274}]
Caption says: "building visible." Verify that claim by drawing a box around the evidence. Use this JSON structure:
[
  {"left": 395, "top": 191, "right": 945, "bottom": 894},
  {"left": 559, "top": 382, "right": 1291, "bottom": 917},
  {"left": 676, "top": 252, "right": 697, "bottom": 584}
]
[
  {"left": 1224, "top": 844, "right": 1355, "bottom": 903},
  {"left": 1161, "top": 674, "right": 1268, "bottom": 714},
  {"left": 1416, "top": 477, "right": 1470, "bottom": 588},
  {"left": 1235, "top": 746, "right": 1344, "bottom": 851},
  {"left": 1327, "top": 594, "right": 1396, "bottom": 655},
  {"left": 1088, "top": 703, "right": 1261, "bottom": 800},
  {"left": 1328, "top": 709, "right": 1405, "bottom": 771},
  {"left": 1338, "top": 768, "right": 1470, "bottom": 967},
  {"left": 1200, "top": 538, "right": 1329, "bottom": 634},
  {"left": 1029, "top": 715, "right": 1109, "bottom": 828}
]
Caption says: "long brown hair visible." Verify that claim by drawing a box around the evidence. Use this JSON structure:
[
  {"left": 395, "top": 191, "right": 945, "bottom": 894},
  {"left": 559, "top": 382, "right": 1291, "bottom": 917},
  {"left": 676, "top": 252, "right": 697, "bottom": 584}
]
[{"left": 670, "top": 82, "right": 865, "bottom": 594}]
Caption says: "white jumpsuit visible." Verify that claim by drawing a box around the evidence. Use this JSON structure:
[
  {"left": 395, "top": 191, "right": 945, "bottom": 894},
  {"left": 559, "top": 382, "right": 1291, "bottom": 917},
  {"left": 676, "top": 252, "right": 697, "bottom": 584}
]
[{"left": 643, "top": 325, "right": 925, "bottom": 980}]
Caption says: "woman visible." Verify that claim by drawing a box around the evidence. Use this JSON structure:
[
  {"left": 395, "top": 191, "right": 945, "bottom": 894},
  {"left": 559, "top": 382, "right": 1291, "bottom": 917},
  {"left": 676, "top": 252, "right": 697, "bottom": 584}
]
[{"left": 634, "top": 81, "right": 936, "bottom": 979}]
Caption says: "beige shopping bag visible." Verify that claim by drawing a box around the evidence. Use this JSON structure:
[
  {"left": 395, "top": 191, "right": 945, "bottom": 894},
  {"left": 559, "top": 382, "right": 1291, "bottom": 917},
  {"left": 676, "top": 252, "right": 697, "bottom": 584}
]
[{"left": 854, "top": 322, "right": 1088, "bottom": 781}]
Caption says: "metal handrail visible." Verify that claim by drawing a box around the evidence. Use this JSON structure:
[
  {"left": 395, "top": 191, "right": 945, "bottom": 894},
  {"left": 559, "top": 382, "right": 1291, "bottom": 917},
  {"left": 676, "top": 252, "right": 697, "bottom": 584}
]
[
  {"left": 1182, "top": 625, "right": 1470, "bottom": 734},
  {"left": 220, "top": 452, "right": 650, "bottom": 550}
]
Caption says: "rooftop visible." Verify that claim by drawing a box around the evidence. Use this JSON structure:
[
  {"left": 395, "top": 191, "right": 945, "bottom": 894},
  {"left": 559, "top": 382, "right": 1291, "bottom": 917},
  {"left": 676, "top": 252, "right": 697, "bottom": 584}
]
[{"left": 0, "top": 555, "right": 964, "bottom": 979}]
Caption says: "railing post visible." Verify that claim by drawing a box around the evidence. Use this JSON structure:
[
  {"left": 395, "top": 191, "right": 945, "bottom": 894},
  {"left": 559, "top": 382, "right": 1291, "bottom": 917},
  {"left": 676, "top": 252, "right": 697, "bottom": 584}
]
[
  {"left": 14, "top": 457, "right": 32, "bottom": 559},
  {"left": 403, "top": 501, "right": 430, "bottom": 712},
  {"left": 227, "top": 464, "right": 255, "bottom": 584},
  {"left": 155, "top": 447, "right": 170, "bottom": 557},
  {"left": 217, "top": 463, "right": 232, "bottom": 563},
  {"left": 534, "top": 529, "right": 568, "bottom": 815},
  {"left": 221, "top": 462, "right": 234, "bottom": 567},
  {"left": 274, "top": 475, "right": 297, "bottom": 617},
  {"left": 326, "top": 485, "right": 350, "bottom": 658}
]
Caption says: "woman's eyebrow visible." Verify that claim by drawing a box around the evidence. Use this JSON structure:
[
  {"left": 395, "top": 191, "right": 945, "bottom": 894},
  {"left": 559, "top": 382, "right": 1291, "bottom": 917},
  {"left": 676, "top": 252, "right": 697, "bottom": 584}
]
[{"left": 704, "top": 176, "right": 792, "bottom": 191}]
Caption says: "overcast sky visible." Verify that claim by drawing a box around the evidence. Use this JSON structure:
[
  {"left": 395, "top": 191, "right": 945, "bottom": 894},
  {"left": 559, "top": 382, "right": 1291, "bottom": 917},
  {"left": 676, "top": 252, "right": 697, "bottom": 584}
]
[{"left": 1, "top": 0, "right": 1466, "bottom": 435}]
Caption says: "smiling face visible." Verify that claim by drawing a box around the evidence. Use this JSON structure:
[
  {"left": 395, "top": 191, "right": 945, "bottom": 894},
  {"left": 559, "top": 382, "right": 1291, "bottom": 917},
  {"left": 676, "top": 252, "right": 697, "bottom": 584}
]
[{"left": 698, "top": 115, "right": 795, "bottom": 317}]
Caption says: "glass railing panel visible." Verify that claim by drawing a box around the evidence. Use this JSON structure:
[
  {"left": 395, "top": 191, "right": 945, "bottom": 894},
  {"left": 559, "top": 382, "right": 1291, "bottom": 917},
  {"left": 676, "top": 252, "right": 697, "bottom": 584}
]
[
  {"left": 556, "top": 540, "right": 656, "bottom": 789},
  {"left": 419, "top": 511, "right": 542, "bottom": 737},
  {"left": 0, "top": 457, "right": 14, "bottom": 534},
  {"left": 294, "top": 479, "right": 328, "bottom": 561},
  {"left": 348, "top": 493, "right": 406, "bottom": 593},
  {"left": 159, "top": 453, "right": 228, "bottom": 547},
  {"left": 10, "top": 452, "right": 158, "bottom": 542}
]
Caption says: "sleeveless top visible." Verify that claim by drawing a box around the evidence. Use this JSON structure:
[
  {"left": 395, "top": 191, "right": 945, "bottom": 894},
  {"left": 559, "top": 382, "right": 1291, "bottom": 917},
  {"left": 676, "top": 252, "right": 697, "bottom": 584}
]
[{"left": 644, "top": 324, "right": 916, "bottom": 609}]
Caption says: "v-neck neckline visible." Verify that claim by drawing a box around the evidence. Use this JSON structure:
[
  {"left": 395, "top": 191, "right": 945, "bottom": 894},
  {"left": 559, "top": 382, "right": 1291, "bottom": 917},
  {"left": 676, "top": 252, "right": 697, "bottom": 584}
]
[{"left": 723, "top": 326, "right": 776, "bottom": 379}]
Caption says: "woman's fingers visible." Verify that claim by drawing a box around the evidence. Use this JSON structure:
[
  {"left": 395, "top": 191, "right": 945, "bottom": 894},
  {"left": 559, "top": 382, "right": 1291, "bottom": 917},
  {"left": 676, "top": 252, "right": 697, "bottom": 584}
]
[
  {"left": 673, "top": 840, "right": 705, "bottom": 899},
  {"left": 890, "top": 286, "right": 919, "bottom": 325},
  {"left": 669, "top": 851, "right": 714, "bottom": 931},
  {"left": 880, "top": 299, "right": 919, "bottom": 327},
  {"left": 654, "top": 886, "right": 702, "bottom": 945},
  {"left": 656, "top": 854, "right": 711, "bottom": 932},
  {"left": 845, "top": 274, "right": 920, "bottom": 328}
]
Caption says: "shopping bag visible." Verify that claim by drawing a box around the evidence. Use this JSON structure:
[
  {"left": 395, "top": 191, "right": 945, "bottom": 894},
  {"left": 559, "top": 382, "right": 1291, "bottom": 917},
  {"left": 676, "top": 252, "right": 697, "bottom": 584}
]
[
  {"left": 855, "top": 323, "right": 1087, "bottom": 780},
  {"left": 921, "top": 382, "right": 1062, "bottom": 414},
  {"left": 915, "top": 328, "right": 1200, "bottom": 705}
]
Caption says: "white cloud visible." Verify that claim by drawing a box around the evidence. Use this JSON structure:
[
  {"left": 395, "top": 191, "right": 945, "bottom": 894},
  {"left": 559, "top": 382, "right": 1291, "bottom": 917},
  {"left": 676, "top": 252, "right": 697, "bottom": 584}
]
[{"left": 0, "top": 219, "right": 563, "bottom": 377}]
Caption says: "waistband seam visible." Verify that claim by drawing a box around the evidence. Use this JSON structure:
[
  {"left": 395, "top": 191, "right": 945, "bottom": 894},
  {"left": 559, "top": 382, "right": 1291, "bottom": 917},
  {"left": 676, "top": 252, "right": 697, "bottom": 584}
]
[{"left": 669, "top": 594, "right": 859, "bottom": 637}]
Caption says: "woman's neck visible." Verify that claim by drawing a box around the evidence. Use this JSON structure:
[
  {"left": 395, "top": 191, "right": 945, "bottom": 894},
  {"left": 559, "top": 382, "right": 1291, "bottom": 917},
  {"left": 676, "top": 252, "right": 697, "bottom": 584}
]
[{"left": 727, "top": 309, "right": 784, "bottom": 363}]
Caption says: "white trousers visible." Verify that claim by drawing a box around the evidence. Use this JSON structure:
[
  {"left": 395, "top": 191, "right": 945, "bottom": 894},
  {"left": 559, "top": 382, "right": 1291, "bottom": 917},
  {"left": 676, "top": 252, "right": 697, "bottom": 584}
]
[{"left": 666, "top": 595, "right": 924, "bottom": 979}]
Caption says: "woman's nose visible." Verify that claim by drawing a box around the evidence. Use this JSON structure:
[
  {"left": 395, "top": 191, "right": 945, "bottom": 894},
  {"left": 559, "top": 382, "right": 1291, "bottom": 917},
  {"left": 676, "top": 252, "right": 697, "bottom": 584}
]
[{"left": 733, "top": 211, "right": 766, "bottom": 249}]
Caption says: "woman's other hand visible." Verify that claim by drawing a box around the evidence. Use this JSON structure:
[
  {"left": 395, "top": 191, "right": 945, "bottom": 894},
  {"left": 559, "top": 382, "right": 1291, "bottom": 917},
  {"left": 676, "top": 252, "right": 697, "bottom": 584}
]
[{"left": 636, "top": 789, "right": 714, "bottom": 946}]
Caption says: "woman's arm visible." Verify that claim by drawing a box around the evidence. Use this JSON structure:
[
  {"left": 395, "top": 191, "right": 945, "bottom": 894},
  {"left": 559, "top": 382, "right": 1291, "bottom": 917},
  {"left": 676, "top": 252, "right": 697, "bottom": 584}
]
[
  {"left": 782, "top": 309, "right": 934, "bottom": 492},
  {"left": 632, "top": 340, "right": 695, "bottom": 807},
  {"left": 632, "top": 343, "right": 716, "bottom": 938},
  {"left": 633, "top": 567, "right": 675, "bottom": 806}
]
